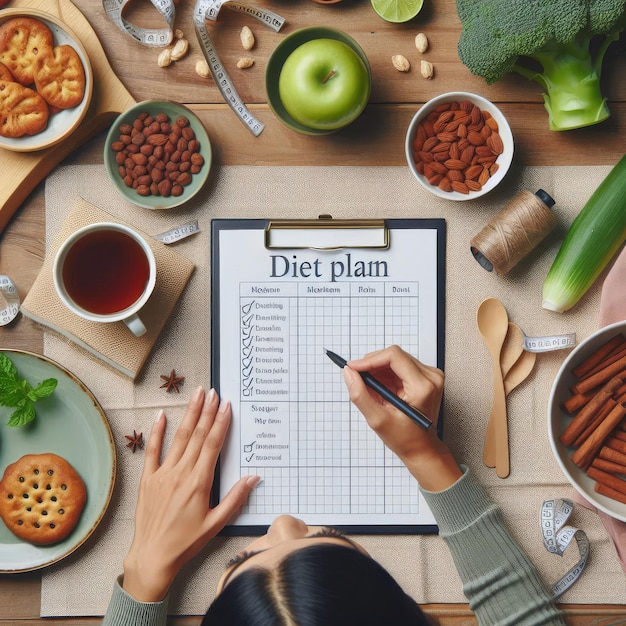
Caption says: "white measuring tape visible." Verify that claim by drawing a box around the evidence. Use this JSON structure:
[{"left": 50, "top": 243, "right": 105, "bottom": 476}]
[
  {"left": 103, "top": 0, "right": 176, "bottom": 47},
  {"left": 540, "top": 498, "right": 589, "bottom": 599},
  {"left": 103, "top": 0, "right": 285, "bottom": 135},
  {"left": 0, "top": 275, "right": 20, "bottom": 326},
  {"left": 523, "top": 332, "right": 576, "bottom": 353},
  {"left": 193, "top": 0, "right": 285, "bottom": 136},
  {"left": 154, "top": 220, "right": 201, "bottom": 244}
]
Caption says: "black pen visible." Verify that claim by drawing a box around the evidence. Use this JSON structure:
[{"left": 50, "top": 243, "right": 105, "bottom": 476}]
[{"left": 325, "top": 349, "right": 432, "bottom": 430}]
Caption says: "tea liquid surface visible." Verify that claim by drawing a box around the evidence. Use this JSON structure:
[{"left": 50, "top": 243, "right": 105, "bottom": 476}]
[{"left": 63, "top": 230, "right": 150, "bottom": 315}]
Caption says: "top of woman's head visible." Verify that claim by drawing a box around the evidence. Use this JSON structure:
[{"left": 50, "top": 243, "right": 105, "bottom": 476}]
[{"left": 203, "top": 543, "right": 429, "bottom": 625}]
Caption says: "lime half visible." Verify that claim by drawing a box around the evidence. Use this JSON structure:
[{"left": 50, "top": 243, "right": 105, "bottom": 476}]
[{"left": 371, "top": 0, "right": 423, "bottom": 22}]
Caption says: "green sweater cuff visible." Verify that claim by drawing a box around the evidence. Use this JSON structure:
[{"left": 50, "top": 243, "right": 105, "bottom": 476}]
[{"left": 102, "top": 575, "right": 169, "bottom": 626}]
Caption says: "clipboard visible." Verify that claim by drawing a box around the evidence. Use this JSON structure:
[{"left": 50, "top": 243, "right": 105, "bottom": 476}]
[{"left": 211, "top": 217, "right": 445, "bottom": 535}]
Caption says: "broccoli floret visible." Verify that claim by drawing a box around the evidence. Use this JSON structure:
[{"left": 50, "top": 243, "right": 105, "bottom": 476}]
[{"left": 456, "top": 0, "right": 626, "bottom": 131}]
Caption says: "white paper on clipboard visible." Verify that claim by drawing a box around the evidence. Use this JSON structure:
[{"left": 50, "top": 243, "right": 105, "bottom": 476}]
[{"left": 211, "top": 217, "right": 445, "bottom": 534}]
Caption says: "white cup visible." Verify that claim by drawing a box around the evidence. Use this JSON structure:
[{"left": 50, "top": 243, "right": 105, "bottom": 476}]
[{"left": 52, "top": 223, "right": 156, "bottom": 337}]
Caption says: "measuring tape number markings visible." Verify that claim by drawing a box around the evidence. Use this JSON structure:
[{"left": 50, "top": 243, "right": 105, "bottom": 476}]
[
  {"left": 103, "top": 0, "right": 176, "bottom": 47},
  {"left": 193, "top": 0, "right": 285, "bottom": 136},
  {"left": 541, "top": 498, "right": 590, "bottom": 599}
]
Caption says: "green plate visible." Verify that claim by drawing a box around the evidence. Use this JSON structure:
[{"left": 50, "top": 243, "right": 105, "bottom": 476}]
[
  {"left": 0, "top": 350, "right": 115, "bottom": 573},
  {"left": 104, "top": 100, "right": 212, "bottom": 210}
]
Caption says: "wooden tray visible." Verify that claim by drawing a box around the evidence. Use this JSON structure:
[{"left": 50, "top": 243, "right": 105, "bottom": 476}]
[{"left": 0, "top": 0, "right": 136, "bottom": 233}]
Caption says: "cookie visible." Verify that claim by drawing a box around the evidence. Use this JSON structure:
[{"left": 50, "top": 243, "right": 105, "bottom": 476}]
[
  {"left": 34, "top": 44, "right": 85, "bottom": 109},
  {"left": 0, "top": 453, "right": 87, "bottom": 545},
  {"left": 0, "top": 17, "right": 54, "bottom": 85},
  {"left": 0, "top": 61, "right": 13, "bottom": 82},
  {"left": 0, "top": 79, "right": 49, "bottom": 137}
]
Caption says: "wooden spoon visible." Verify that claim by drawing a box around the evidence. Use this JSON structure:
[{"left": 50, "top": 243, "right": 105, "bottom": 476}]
[
  {"left": 483, "top": 322, "right": 524, "bottom": 468},
  {"left": 476, "top": 298, "right": 510, "bottom": 478},
  {"left": 504, "top": 349, "right": 537, "bottom": 395}
]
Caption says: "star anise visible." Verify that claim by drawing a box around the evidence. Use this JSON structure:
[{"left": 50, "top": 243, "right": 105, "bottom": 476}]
[
  {"left": 125, "top": 430, "right": 144, "bottom": 453},
  {"left": 160, "top": 369, "right": 185, "bottom": 393}
]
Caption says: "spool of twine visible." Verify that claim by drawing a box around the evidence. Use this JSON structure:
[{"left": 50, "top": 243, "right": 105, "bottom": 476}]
[{"left": 471, "top": 189, "right": 557, "bottom": 276}]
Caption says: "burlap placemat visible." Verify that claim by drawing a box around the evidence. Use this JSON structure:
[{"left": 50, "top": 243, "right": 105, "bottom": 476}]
[
  {"left": 21, "top": 199, "right": 195, "bottom": 379},
  {"left": 40, "top": 163, "right": 626, "bottom": 617}
]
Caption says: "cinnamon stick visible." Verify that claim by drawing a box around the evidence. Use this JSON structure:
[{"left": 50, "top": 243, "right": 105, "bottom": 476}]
[
  {"left": 599, "top": 445, "right": 626, "bottom": 467},
  {"left": 571, "top": 334, "right": 626, "bottom": 378},
  {"left": 572, "top": 399, "right": 616, "bottom": 447},
  {"left": 560, "top": 377, "right": 623, "bottom": 446},
  {"left": 592, "top": 457, "right": 626, "bottom": 475},
  {"left": 580, "top": 345, "right": 626, "bottom": 379},
  {"left": 610, "top": 430, "right": 626, "bottom": 443},
  {"left": 595, "top": 481, "right": 626, "bottom": 505},
  {"left": 562, "top": 389, "right": 596, "bottom": 414},
  {"left": 587, "top": 465, "right": 626, "bottom": 495},
  {"left": 571, "top": 403, "right": 626, "bottom": 470},
  {"left": 606, "top": 436, "right": 626, "bottom": 455},
  {"left": 571, "top": 356, "right": 626, "bottom": 394}
]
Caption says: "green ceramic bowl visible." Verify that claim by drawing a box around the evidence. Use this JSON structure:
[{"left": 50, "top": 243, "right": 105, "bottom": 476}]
[
  {"left": 266, "top": 27, "right": 372, "bottom": 136},
  {"left": 104, "top": 100, "right": 212, "bottom": 210}
]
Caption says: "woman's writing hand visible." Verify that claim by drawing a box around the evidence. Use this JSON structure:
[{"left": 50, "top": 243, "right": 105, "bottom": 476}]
[
  {"left": 344, "top": 346, "right": 462, "bottom": 491},
  {"left": 122, "top": 387, "right": 260, "bottom": 603}
]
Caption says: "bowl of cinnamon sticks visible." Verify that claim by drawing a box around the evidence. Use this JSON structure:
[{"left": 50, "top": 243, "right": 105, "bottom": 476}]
[{"left": 548, "top": 321, "right": 626, "bottom": 522}]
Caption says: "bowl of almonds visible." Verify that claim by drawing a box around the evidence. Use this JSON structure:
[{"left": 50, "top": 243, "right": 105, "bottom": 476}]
[
  {"left": 405, "top": 92, "right": 514, "bottom": 201},
  {"left": 104, "top": 100, "right": 211, "bottom": 210}
]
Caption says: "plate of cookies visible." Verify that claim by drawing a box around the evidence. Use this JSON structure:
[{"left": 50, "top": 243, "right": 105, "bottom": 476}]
[
  {"left": 0, "top": 350, "right": 115, "bottom": 573},
  {"left": 0, "top": 8, "right": 93, "bottom": 152}
]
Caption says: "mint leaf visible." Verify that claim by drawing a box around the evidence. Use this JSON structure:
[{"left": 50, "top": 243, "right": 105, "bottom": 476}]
[
  {"left": 0, "top": 353, "right": 18, "bottom": 379},
  {"left": 0, "top": 353, "right": 57, "bottom": 427},
  {"left": 0, "top": 378, "right": 24, "bottom": 407},
  {"left": 33, "top": 378, "right": 58, "bottom": 399},
  {"left": 6, "top": 400, "right": 36, "bottom": 428}
]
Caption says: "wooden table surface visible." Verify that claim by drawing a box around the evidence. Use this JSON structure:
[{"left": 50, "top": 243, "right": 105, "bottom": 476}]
[{"left": 0, "top": 0, "right": 625, "bottom": 623}]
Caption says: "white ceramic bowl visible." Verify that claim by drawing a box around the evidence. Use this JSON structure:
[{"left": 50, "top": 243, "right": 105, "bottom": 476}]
[
  {"left": 548, "top": 321, "right": 626, "bottom": 522},
  {"left": 405, "top": 92, "right": 514, "bottom": 201}
]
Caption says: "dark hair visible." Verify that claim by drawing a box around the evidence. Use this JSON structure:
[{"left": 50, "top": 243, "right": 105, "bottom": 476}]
[{"left": 202, "top": 543, "right": 429, "bottom": 625}]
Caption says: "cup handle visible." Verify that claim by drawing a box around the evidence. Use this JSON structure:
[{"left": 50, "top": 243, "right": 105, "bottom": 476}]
[{"left": 124, "top": 314, "right": 147, "bottom": 337}]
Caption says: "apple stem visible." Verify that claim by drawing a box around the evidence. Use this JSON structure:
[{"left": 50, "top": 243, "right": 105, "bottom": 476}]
[{"left": 321, "top": 69, "right": 337, "bottom": 84}]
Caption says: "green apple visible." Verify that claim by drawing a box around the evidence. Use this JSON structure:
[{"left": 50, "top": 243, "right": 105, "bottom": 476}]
[{"left": 278, "top": 38, "right": 371, "bottom": 131}]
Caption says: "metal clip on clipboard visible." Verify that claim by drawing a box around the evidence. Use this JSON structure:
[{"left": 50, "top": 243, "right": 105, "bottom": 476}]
[{"left": 264, "top": 216, "right": 389, "bottom": 250}]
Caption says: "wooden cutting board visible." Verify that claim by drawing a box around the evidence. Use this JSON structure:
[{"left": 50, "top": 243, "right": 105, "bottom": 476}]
[{"left": 0, "top": 0, "right": 136, "bottom": 233}]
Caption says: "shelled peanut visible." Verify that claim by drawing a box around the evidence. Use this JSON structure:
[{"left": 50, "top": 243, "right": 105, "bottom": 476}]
[
  {"left": 411, "top": 99, "right": 504, "bottom": 194},
  {"left": 110, "top": 112, "right": 204, "bottom": 198}
]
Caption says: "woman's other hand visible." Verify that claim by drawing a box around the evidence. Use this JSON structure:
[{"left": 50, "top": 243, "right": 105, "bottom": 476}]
[
  {"left": 122, "top": 387, "right": 260, "bottom": 602},
  {"left": 344, "top": 346, "right": 462, "bottom": 491}
]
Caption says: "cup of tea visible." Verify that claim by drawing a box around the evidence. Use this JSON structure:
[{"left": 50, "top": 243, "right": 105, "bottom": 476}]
[{"left": 52, "top": 223, "right": 156, "bottom": 337}]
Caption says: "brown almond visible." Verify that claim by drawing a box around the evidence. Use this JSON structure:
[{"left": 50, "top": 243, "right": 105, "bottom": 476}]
[
  {"left": 431, "top": 141, "right": 451, "bottom": 154},
  {"left": 487, "top": 132, "right": 504, "bottom": 155},
  {"left": 467, "top": 131, "right": 485, "bottom": 146},
  {"left": 438, "top": 177, "right": 452, "bottom": 192},
  {"left": 447, "top": 169, "right": 464, "bottom": 182},
  {"left": 478, "top": 167, "right": 491, "bottom": 186},
  {"left": 430, "top": 161, "right": 448, "bottom": 174},
  {"left": 464, "top": 164, "right": 483, "bottom": 180},
  {"left": 451, "top": 181, "right": 470, "bottom": 194},
  {"left": 444, "top": 159, "right": 467, "bottom": 170},
  {"left": 465, "top": 180, "right": 483, "bottom": 192},
  {"left": 486, "top": 117, "right": 499, "bottom": 131},
  {"left": 460, "top": 146, "right": 475, "bottom": 164},
  {"left": 422, "top": 136, "right": 439, "bottom": 152}
]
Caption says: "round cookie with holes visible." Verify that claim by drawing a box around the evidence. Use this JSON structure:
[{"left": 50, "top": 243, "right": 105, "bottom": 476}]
[{"left": 0, "top": 453, "right": 87, "bottom": 545}]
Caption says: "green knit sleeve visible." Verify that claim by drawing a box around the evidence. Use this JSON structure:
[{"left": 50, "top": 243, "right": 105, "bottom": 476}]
[
  {"left": 420, "top": 466, "right": 566, "bottom": 626},
  {"left": 102, "top": 576, "right": 169, "bottom": 626}
]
